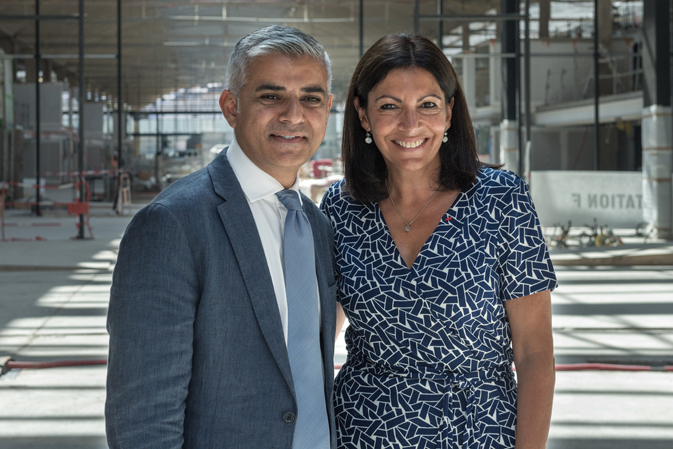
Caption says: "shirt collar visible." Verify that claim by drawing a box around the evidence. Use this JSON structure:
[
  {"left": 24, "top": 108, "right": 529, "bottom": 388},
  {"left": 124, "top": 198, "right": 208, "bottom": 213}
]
[{"left": 226, "top": 136, "right": 302, "bottom": 204}]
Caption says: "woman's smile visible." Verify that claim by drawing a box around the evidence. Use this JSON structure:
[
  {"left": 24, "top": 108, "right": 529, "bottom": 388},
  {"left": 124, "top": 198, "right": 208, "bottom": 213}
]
[{"left": 392, "top": 138, "right": 428, "bottom": 149}]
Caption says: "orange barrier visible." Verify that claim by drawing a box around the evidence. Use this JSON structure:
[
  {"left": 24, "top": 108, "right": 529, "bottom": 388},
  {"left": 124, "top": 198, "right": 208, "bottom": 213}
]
[
  {"left": 1, "top": 180, "right": 94, "bottom": 241},
  {"left": 333, "top": 363, "right": 673, "bottom": 372}
]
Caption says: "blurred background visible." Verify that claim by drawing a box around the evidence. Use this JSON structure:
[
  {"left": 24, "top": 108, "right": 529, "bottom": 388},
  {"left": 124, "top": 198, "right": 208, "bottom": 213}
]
[{"left": 0, "top": 1, "right": 672, "bottom": 448}]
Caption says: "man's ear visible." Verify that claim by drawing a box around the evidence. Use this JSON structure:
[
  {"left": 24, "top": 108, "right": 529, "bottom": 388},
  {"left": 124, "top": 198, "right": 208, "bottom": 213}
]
[
  {"left": 354, "top": 96, "right": 370, "bottom": 131},
  {"left": 220, "top": 89, "right": 238, "bottom": 128}
]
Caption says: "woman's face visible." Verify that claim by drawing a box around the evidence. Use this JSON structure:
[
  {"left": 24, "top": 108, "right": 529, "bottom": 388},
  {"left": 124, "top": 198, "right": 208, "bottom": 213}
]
[{"left": 355, "top": 67, "right": 454, "bottom": 176}]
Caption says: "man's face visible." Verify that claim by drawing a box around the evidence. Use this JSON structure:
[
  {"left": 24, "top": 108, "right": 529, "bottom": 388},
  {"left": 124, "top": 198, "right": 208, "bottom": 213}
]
[{"left": 220, "top": 54, "right": 333, "bottom": 187}]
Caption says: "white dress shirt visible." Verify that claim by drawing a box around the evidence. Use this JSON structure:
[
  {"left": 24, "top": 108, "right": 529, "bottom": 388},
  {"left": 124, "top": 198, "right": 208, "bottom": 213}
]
[{"left": 226, "top": 137, "right": 304, "bottom": 344}]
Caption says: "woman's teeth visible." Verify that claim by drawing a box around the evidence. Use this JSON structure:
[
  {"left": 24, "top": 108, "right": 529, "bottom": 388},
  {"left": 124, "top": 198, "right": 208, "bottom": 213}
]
[{"left": 394, "top": 139, "right": 424, "bottom": 149}]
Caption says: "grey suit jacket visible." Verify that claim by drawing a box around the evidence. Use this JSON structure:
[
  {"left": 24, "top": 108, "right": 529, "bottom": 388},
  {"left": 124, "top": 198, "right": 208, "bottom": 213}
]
[{"left": 105, "top": 150, "right": 337, "bottom": 449}]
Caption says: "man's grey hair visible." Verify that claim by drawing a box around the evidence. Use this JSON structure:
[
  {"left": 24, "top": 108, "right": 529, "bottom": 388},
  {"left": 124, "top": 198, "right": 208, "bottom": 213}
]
[{"left": 226, "top": 25, "right": 332, "bottom": 97}]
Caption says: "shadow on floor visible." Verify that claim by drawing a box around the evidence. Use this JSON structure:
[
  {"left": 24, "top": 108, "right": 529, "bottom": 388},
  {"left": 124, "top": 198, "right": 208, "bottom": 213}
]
[
  {"left": 0, "top": 436, "right": 108, "bottom": 449},
  {"left": 548, "top": 438, "right": 673, "bottom": 449}
]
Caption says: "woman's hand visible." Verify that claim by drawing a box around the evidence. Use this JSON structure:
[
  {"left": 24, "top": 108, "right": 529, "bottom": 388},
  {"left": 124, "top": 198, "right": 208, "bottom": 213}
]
[{"left": 504, "top": 289, "right": 555, "bottom": 449}]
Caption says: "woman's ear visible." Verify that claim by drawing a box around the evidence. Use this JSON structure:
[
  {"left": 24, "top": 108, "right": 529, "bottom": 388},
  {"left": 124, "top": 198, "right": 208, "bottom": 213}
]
[{"left": 354, "top": 96, "right": 370, "bottom": 131}]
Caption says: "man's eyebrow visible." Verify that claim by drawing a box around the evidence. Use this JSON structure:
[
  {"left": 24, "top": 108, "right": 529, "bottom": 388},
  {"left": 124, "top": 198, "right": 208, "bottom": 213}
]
[
  {"left": 255, "top": 83, "right": 285, "bottom": 92},
  {"left": 302, "top": 85, "right": 327, "bottom": 95},
  {"left": 253, "top": 84, "right": 326, "bottom": 95}
]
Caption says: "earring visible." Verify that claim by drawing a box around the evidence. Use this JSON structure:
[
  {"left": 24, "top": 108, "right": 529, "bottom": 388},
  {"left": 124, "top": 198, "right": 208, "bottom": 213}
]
[
  {"left": 365, "top": 131, "right": 373, "bottom": 144},
  {"left": 442, "top": 130, "right": 448, "bottom": 143}
]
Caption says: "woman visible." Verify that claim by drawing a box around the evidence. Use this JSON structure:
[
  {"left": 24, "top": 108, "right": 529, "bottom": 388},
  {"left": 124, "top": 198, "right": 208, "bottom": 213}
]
[{"left": 321, "top": 34, "right": 557, "bottom": 449}]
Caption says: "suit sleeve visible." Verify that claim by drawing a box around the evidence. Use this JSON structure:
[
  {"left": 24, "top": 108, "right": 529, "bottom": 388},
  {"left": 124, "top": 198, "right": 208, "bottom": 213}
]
[{"left": 106, "top": 202, "right": 199, "bottom": 449}]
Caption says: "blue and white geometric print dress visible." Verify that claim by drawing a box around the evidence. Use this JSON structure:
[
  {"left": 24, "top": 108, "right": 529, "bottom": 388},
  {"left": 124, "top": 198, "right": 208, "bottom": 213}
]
[{"left": 320, "top": 167, "right": 557, "bottom": 449}]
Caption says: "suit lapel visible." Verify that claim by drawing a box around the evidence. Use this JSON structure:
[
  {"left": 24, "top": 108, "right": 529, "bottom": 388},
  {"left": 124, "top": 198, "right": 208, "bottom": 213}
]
[{"left": 209, "top": 152, "right": 295, "bottom": 396}]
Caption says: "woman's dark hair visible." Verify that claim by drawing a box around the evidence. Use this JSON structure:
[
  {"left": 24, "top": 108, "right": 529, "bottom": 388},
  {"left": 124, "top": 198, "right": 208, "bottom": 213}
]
[{"left": 342, "top": 33, "right": 486, "bottom": 204}]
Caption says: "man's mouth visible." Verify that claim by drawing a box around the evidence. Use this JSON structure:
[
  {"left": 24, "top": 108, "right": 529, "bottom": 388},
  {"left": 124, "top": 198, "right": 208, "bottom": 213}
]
[{"left": 272, "top": 134, "right": 304, "bottom": 142}]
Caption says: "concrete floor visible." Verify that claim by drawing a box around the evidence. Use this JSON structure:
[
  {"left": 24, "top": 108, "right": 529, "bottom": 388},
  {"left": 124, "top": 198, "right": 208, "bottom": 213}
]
[{"left": 1, "top": 204, "right": 672, "bottom": 448}]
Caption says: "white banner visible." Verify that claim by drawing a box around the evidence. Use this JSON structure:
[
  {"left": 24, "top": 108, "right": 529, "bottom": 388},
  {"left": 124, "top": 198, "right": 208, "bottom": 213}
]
[{"left": 530, "top": 171, "right": 643, "bottom": 228}]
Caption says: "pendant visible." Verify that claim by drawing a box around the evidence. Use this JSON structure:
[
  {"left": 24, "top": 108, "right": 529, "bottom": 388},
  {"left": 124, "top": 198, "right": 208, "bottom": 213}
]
[{"left": 404, "top": 225, "right": 411, "bottom": 232}]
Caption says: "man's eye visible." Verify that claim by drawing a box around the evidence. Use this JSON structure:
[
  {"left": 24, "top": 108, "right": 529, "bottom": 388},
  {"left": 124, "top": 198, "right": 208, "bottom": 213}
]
[
  {"left": 260, "top": 94, "right": 279, "bottom": 100},
  {"left": 303, "top": 96, "right": 322, "bottom": 103}
]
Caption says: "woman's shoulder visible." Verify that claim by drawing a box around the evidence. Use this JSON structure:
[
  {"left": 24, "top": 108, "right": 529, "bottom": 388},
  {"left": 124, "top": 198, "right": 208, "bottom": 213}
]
[
  {"left": 322, "top": 178, "right": 361, "bottom": 208},
  {"left": 462, "top": 166, "right": 527, "bottom": 213},
  {"left": 475, "top": 166, "right": 522, "bottom": 191},
  {"left": 321, "top": 178, "right": 378, "bottom": 225}
]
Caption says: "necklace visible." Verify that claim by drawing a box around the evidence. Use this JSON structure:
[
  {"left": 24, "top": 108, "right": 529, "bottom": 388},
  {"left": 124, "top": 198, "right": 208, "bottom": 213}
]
[{"left": 385, "top": 179, "right": 439, "bottom": 232}]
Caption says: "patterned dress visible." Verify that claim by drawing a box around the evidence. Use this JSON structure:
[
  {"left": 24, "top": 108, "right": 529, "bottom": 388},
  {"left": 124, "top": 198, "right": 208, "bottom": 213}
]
[{"left": 320, "top": 167, "right": 557, "bottom": 449}]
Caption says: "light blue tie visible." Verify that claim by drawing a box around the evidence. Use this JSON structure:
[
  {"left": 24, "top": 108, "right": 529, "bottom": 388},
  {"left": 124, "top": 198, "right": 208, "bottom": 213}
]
[{"left": 276, "top": 189, "right": 330, "bottom": 449}]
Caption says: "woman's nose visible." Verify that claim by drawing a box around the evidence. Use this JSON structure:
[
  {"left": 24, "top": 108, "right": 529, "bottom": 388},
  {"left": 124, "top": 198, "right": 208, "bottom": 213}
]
[{"left": 399, "top": 107, "right": 421, "bottom": 133}]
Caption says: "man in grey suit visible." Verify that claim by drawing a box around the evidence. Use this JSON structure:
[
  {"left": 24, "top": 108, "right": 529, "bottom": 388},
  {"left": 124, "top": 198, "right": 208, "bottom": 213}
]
[{"left": 105, "top": 26, "right": 336, "bottom": 449}]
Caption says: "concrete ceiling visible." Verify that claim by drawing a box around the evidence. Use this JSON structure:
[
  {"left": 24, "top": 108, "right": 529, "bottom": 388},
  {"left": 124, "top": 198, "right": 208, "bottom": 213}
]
[{"left": 0, "top": 0, "right": 501, "bottom": 110}]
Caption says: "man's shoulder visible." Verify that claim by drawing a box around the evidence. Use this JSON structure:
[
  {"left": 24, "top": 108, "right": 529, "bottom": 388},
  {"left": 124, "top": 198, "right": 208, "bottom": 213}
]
[
  {"left": 300, "top": 191, "right": 329, "bottom": 224},
  {"left": 149, "top": 166, "right": 219, "bottom": 212}
]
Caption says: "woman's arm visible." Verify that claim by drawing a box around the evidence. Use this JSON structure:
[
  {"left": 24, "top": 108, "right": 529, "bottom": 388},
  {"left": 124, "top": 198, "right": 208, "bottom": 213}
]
[
  {"left": 504, "top": 289, "right": 555, "bottom": 449},
  {"left": 335, "top": 302, "right": 347, "bottom": 343}
]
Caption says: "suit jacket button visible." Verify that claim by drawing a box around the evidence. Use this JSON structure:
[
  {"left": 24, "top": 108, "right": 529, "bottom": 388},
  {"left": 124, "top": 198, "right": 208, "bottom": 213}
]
[{"left": 283, "top": 412, "right": 296, "bottom": 424}]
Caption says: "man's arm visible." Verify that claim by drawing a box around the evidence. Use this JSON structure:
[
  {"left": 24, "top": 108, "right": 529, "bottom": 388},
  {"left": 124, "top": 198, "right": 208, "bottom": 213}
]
[{"left": 106, "top": 203, "right": 199, "bottom": 449}]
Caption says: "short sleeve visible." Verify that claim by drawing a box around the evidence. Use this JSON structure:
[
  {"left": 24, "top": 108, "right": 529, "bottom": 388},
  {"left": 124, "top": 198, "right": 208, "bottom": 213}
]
[
  {"left": 319, "top": 180, "right": 340, "bottom": 230},
  {"left": 497, "top": 177, "right": 557, "bottom": 301}
]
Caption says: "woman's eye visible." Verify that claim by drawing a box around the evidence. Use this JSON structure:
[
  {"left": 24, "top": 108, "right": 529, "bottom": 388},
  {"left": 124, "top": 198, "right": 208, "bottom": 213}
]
[
  {"left": 421, "top": 102, "right": 437, "bottom": 108},
  {"left": 380, "top": 104, "right": 396, "bottom": 110}
]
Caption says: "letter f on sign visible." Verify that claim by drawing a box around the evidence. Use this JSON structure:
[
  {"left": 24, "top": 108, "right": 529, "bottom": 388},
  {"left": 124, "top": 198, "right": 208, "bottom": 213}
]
[{"left": 572, "top": 193, "right": 581, "bottom": 208}]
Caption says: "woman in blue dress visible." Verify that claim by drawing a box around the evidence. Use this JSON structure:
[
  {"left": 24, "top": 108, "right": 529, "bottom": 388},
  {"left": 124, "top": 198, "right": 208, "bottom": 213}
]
[{"left": 321, "top": 34, "right": 557, "bottom": 449}]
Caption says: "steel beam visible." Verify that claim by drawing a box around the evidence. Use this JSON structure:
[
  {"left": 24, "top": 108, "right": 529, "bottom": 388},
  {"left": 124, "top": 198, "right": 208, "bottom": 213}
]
[
  {"left": 78, "top": 0, "right": 85, "bottom": 239},
  {"left": 117, "top": 0, "right": 122, "bottom": 170},
  {"left": 35, "top": 0, "right": 41, "bottom": 216},
  {"left": 593, "top": 0, "right": 600, "bottom": 170},
  {"left": 642, "top": 0, "right": 671, "bottom": 107}
]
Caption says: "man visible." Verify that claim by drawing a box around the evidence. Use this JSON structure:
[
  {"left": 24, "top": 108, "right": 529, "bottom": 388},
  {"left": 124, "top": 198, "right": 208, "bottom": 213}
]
[{"left": 106, "top": 26, "right": 336, "bottom": 449}]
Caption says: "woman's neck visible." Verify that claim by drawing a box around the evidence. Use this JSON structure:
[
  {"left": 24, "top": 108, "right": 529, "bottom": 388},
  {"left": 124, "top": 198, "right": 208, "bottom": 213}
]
[{"left": 386, "top": 165, "right": 442, "bottom": 202}]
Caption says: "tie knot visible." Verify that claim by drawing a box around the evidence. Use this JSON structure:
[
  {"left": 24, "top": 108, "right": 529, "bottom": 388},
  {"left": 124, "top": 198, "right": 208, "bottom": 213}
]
[{"left": 276, "top": 189, "right": 303, "bottom": 211}]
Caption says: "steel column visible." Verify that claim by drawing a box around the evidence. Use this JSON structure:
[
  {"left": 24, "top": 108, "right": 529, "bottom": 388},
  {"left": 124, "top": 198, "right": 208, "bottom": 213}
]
[
  {"left": 437, "top": 0, "right": 443, "bottom": 51},
  {"left": 413, "top": 0, "right": 419, "bottom": 34},
  {"left": 34, "top": 0, "right": 41, "bottom": 216},
  {"left": 593, "top": 0, "right": 600, "bottom": 170},
  {"left": 641, "top": 0, "right": 672, "bottom": 240},
  {"left": 78, "top": 0, "right": 85, "bottom": 239},
  {"left": 523, "top": 0, "right": 531, "bottom": 178},
  {"left": 359, "top": 0, "right": 364, "bottom": 58},
  {"left": 500, "top": 0, "right": 519, "bottom": 174},
  {"left": 117, "top": 0, "right": 122, "bottom": 169}
]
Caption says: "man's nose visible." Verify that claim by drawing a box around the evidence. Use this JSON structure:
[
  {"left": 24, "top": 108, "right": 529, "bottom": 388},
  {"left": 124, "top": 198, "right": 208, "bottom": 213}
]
[{"left": 279, "top": 97, "right": 304, "bottom": 124}]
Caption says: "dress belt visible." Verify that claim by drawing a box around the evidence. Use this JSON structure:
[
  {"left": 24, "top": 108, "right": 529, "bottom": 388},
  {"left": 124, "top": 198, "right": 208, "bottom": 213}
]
[{"left": 346, "top": 357, "right": 514, "bottom": 449}]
